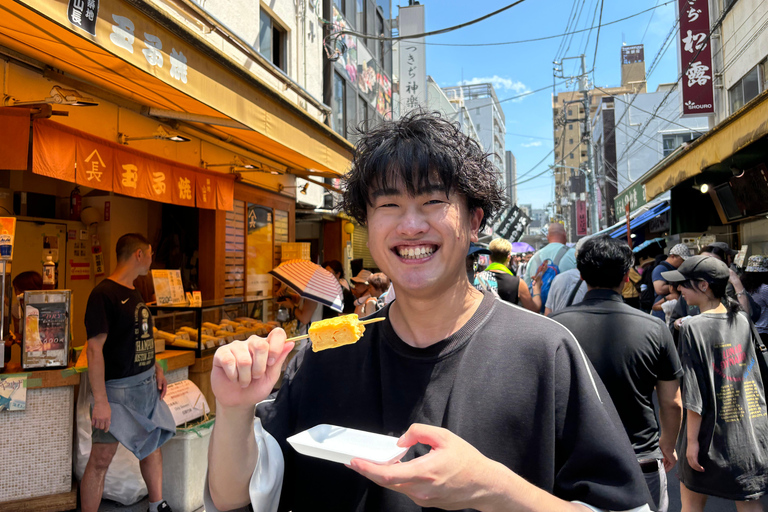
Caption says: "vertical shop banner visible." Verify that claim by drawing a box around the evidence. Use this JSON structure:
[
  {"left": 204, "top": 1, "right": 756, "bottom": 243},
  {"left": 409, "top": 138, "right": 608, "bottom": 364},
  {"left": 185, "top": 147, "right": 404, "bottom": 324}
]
[
  {"left": 67, "top": 0, "right": 99, "bottom": 35},
  {"left": 215, "top": 177, "right": 235, "bottom": 211},
  {"left": 246, "top": 204, "right": 273, "bottom": 297},
  {"left": 75, "top": 137, "right": 114, "bottom": 191},
  {"left": 576, "top": 200, "right": 588, "bottom": 236},
  {"left": 196, "top": 175, "right": 215, "bottom": 209},
  {"left": 138, "top": 160, "right": 173, "bottom": 204},
  {"left": 0, "top": 107, "right": 31, "bottom": 170},
  {"left": 678, "top": 0, "right": 714, "bottom": 116},
  {"left": 398, "top": 4, "right": 427, "bottom": 114},
  {"left": 32, "top": 122, "right": 76, "bottom": 182}
]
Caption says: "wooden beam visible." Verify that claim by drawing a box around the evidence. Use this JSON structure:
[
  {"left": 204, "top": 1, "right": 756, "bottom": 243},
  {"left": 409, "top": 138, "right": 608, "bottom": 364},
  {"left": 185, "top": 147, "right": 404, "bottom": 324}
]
[{"left": 0, "top": 483, "right": 77, "bottom": 512}]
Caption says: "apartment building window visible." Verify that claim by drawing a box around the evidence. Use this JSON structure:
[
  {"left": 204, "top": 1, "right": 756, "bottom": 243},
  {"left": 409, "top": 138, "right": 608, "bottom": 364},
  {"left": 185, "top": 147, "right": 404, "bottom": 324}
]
[
  {"left": 568, "top": 109, "right": 572, "bottom": 116},
  {"left": 569, "top": 124, "right": 573, "bottom": 130},
  {"left": 332, "top": 72, "right": 345, "bottom": 136},
  {"left": 729, "top": 64, "right": 762, "bottom": 114},
  {"left": 569, "top": 152, "right": 574, "bottom": 159},
  {"left": 374, "top": 11, "right": 384, "bottom": 61},
  {"left": 356, "top": 0, "right": 365, "bottom": 30},
  {"left": 662, "top": 132, "right": 696, "bottom": 157},
  {"left": 569, "top": 138, "right": 574, "bottom": 144},
  {"left": 259, "top": 9, "right": 285, "bottom": 71}
]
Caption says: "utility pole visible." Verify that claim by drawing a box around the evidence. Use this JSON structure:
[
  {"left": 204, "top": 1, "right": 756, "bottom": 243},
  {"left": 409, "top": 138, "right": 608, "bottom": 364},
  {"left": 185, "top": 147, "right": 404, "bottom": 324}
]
[
  {"left": 577, "top": 55, "right": 600, "bottom": 235},
  {"left": 554, "top": 54, "right": 600, "bottom": 237}
]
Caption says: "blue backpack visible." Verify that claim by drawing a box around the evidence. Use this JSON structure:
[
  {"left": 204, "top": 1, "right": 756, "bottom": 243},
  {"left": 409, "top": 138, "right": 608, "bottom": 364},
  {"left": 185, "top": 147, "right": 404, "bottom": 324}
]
[{"left": 536, "top": 246, "right": 571, "bottom": 313}]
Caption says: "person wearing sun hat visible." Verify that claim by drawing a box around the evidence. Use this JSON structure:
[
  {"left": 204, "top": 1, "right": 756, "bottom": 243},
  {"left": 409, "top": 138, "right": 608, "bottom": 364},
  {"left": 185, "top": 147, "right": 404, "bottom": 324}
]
[
  {"left": 741, "top": 255, "right": 768, "bottom": 345},
  {"left": 652, "top": 243, "right": 691, "bottom": 322},
  {"left": 661, "top": 255, "right": 768, "bottom": 509}
]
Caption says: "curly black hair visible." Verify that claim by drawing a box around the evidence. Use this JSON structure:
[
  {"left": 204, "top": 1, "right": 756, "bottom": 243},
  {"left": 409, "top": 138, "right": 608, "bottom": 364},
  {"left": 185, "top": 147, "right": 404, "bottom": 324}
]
[{"left": 341, "top": 110, "right": 507, "bottom": 230}]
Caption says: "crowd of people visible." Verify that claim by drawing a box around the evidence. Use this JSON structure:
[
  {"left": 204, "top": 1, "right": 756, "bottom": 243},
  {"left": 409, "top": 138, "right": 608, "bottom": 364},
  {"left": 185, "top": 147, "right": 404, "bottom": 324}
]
[{"left": 204, "top": 111, "right": 767, "bottom": 512}]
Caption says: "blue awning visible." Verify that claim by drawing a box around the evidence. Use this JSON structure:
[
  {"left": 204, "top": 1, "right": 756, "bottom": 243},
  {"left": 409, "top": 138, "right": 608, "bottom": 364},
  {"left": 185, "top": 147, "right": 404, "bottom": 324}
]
[{"left": 609, "top": 202, "right": 670, "bottom": 238}]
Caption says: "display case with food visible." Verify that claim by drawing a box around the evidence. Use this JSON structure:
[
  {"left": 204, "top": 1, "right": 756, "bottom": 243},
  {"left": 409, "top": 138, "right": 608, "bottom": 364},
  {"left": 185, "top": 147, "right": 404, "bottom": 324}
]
[{"left": 149, "top": 296, "right": 272, "bottom": 357}]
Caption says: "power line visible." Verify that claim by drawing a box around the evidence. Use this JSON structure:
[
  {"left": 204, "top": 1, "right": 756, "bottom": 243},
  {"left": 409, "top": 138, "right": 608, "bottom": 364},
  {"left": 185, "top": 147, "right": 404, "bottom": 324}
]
[
  {"left": 640, "top": 0, "right": 662, "bottom": 43},
  {"left": 592, "top": 0, "right": 605, "bottom": 80},
  {"left": 329, "top": 0, "right": 527, "bottom": 42}
]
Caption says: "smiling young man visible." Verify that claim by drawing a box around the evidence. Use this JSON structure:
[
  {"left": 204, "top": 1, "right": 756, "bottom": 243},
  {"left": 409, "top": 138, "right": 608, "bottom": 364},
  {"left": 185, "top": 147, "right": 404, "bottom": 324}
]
[{"left": 205, "top": 111, "right": 652, "bottom": 512}]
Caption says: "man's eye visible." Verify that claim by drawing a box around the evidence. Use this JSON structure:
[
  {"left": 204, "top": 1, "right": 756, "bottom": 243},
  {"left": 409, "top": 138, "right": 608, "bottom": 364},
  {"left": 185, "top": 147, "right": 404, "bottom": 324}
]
[
  {"left": 425, "top": 199, "right": 445, "bottom": 205},
  {"left": 378, "top": 203, "right": 398, "bottom": 208}
]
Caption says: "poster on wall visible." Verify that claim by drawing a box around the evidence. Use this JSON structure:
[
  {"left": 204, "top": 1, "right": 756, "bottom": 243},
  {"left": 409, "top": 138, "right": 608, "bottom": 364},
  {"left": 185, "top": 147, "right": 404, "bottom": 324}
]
[
  {"left": 22, "top": 290, "right": 70, "bottom": 369},
  {"left": 247, "top": 204, "right": 273, "bottom": 297},
  {"left": 331, "top": 6, "right": 357, "bottom": 84}
]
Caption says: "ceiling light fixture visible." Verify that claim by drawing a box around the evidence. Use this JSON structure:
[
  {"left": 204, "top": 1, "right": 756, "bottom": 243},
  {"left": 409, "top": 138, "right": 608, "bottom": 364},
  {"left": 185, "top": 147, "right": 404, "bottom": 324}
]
[
  {"left": 203, "top": 156, "right": 284, "bottom": 175},
  {"left": 278, "top": 183, "right": 309, "bottom": 195},
  {"left": 4, "top": 85, "right": 99, "bottom": 107},
  {"left": 118, "top": 126, "right": 190, "bottom": 145}
]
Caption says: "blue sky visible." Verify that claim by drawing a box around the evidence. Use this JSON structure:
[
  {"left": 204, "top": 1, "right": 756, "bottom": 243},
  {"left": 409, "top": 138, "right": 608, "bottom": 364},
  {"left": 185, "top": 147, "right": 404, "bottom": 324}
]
[{"left": 397, "top": 0, "right": 680, "bottom": 211}]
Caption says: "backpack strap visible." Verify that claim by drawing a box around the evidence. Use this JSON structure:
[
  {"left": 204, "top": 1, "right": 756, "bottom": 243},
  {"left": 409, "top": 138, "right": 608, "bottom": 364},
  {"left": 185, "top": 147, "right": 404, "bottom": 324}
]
[
  {"left": 566, "top": 278, "right": 584, "bottom": 307},
  {"left": 553, "top": 245, "right": 571, "bottom": 268}
]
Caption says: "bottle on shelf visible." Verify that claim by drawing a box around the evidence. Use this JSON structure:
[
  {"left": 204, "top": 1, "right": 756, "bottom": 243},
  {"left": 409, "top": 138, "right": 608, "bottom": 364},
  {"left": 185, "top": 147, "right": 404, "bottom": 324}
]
[{"left": 42, "top": 255, "right": 56, "bottom": 290}]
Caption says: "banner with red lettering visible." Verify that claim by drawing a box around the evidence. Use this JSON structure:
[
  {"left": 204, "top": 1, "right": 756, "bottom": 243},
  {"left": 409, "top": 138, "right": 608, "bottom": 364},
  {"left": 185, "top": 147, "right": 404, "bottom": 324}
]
[
  {"left": 33, "top": 120, "right": 234, "bottom": 210},
  {"left": 678, "top": 0, "right": 714, "bottom": 116}
]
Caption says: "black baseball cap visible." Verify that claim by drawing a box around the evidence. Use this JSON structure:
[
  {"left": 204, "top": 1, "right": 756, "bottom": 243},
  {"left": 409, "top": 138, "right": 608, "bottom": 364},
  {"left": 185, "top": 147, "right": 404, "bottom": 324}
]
[
  {"left": 661, "top": 255, "right": 730, "bottom": 283},
  {"left": 467, "top": 242, "right": 491, "bottom": 257},
  {"left": 708, "top": 241, "right": 737, "bottom": 257}
]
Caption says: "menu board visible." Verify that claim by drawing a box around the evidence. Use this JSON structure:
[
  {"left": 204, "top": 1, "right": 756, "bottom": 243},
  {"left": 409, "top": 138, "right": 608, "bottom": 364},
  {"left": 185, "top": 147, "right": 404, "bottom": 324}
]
[
  {"left": 152, "top": 269, "right": 186, "bottom": 305},
  {"left": 22, "top": 290, "right": 70, "bottom": 369}
]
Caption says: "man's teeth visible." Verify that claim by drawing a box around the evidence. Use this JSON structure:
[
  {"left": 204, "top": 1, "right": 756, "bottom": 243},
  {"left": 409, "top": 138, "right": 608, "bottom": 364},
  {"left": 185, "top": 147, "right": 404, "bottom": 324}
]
[{"left": 397, "top": 246, "right": 435, "bottom": 259}]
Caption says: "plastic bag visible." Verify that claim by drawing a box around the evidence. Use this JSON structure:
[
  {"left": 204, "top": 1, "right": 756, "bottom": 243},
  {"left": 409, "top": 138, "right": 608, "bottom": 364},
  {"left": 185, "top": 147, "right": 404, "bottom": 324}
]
[{"left": 74, "top": 372, "right": 148, "bottom": 505}]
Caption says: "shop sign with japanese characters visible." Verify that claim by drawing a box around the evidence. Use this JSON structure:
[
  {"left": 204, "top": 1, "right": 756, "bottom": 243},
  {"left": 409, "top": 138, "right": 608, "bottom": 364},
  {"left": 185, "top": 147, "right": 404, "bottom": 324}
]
[
  {"left": 614, "top": 182, "right": 646, "bottom": 215},
  {"left": 496, "top": 206, "right": 531, "bottom": 242},
  {"left": 678, "top": 0, "right": 714, "bottom": 116},
  {"left": 576, "top": 200, "right": 587, "bottom": 236},
  {"left": 398, "top": 5, "right": 427, "bottom": 113}
]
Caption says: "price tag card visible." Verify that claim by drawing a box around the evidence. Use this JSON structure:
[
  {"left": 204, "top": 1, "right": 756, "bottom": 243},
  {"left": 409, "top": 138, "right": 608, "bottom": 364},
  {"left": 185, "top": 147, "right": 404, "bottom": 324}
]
[
  {"left": 162, "top": 379, "right": 210, "bottom": 425},
  {"left": 152, "top": 270, "right": 186, "bottom": 305}
]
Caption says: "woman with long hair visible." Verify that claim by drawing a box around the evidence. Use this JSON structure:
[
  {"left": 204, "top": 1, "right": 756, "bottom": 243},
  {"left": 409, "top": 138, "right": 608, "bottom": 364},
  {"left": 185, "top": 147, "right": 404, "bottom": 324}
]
[
  {"left": 661, "top": 255, "right": 768, "bottom": 511},
  {"left": 741, "top": 255, "right": 768, "bottom": 346}
]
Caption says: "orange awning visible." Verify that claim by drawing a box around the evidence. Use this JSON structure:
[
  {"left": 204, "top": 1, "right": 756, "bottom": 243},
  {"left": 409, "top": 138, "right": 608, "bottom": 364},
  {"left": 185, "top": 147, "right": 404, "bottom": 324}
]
[
  {"left": 0, "top": 0, "right": 352, "bottom": 177},
  {"left": 33, "top": 119, "right": 234, "bottom": 210}
]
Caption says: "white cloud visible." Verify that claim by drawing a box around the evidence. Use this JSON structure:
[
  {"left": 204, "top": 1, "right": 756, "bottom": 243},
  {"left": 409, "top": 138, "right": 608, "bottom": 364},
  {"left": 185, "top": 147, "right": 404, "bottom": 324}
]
[
  {"left": 458, "top": 76, "right": 531, "bottom": 101},
  {"left": 521, "top": 141, "right": 543, "bottom": 148}
]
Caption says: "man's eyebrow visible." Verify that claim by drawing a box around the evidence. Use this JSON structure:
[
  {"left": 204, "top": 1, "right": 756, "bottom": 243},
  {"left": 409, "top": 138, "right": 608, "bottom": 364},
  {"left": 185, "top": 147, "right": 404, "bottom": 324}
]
[{"left": 370, "top": 184, "right": 447, "bottom": 199}]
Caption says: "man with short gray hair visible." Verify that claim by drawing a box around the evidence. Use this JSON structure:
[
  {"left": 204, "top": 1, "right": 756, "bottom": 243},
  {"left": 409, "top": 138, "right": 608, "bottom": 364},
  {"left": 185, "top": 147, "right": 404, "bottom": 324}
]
[{"left": 523, "top": 223, "right": 577, "bottom": 287}]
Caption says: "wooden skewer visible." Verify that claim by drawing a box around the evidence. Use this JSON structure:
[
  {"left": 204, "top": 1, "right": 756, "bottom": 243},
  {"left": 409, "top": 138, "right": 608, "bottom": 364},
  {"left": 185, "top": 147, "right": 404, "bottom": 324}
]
[{"left": 286, "top": 317, "right": 386, "bottom": 343}]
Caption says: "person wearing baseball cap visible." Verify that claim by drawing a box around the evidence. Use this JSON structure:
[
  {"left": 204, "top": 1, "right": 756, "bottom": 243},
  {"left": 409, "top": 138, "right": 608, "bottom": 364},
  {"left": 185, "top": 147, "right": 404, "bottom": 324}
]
[
  {"left": 661, "top": 255, "right": 768, "bottom": 509},
  {"left": 651, "top": 243, "right": 691, "bottom": 322}
]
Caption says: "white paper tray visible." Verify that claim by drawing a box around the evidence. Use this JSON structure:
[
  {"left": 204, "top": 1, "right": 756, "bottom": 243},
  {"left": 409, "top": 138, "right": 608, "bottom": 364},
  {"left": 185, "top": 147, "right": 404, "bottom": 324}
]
[{"left": 287, "top": 424, "right": 408, "bottom": 465}]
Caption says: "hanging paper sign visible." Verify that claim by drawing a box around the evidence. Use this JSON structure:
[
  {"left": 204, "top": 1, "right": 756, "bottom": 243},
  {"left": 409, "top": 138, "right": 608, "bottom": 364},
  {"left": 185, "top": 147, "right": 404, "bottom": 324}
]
[
  {"left": 152, "top": 269, "right": 186, "bottom": 305},
  {"left": 162, "top": 379, "right": 210, "bottom": 426},
  {"left": 0, "top": 375, "right": 27, "bottom": 411}
]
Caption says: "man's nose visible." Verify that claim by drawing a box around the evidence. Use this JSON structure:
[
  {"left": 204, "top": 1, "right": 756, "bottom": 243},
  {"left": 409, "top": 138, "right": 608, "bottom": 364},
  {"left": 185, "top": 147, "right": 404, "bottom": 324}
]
[{"left": 396, "top": 207, "right": 429, "bottom": 236}]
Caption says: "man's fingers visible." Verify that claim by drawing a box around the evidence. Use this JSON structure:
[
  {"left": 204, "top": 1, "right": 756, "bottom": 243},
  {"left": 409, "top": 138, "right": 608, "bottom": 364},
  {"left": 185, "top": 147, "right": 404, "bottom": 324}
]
[
  {"left": 266, "top": 328, "right": 288, "bottom": 366},
  {"left": 248, "top": 336, "right": 270, "bottom": 380},
  {"left": 348, "top": 456, "right": 424, "bottom": 487},
  {"left": 265, "top": 342, "right": 296, "bottom": 382},
  {"left": 213, "top": 345, "right": 239, "bottom": 382},
  {"left": 397, "top": 423, "right": 449, "bottom": 449}
]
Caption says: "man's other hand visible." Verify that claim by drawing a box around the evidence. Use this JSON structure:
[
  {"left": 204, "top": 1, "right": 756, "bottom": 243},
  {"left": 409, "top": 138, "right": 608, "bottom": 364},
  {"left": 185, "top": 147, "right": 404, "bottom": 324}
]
[
  {"left": 92, "top": 401, "right": 112, "bottom": 432},
  {"left": 211, "top": 329, "right": 294, "bottom": 409},
  {"left": 348, "top": 423, "right": 501, "bottom": 510}
]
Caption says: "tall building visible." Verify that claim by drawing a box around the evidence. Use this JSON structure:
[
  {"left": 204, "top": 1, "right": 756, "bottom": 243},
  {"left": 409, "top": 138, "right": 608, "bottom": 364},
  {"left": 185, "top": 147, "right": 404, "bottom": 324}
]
[
  {"left": 551, "top": 45, "right": 646, "bottom": 240},
  {"left": 443, "top": 83, "right": 506, "bottom": 184},
  {"left": 505, "top": 151, "right": 517, "bottom": 207}
]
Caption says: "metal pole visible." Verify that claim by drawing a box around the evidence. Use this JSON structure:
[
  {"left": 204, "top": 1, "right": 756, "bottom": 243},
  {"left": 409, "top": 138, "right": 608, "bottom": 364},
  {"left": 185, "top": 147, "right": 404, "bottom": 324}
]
[{"left": 579, "top": 55, "right": 599, "bottom": 234}]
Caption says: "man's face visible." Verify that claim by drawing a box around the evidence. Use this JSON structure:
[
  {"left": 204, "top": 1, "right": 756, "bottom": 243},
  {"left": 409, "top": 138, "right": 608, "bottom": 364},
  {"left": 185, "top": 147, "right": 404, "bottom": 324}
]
[
  {"left": 137, "top": 245, "right": 153, "bottom": 276},
  {"left": 352, "top": 281, "right": 368, "bottom": 298},
  {"left": 365, "top": 181, "right": 482, "bottom": 298},
  {"left": 669, "top": 255, "right": 684, "bottom": 268}
]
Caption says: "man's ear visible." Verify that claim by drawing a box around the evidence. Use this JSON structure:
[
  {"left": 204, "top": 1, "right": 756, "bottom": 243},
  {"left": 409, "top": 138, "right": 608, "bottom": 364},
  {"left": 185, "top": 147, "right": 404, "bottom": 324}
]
[{"left": 469, "top": 208, "right": 484, "bottom": 243}]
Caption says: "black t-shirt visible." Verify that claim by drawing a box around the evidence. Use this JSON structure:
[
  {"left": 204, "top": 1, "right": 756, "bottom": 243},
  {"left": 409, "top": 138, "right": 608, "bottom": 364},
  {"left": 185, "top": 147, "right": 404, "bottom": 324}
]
[
  {"left": 257, "top": 292, "right": 651, "bottom": 511},
  {"left": 550, "top": 290, "right": 683, "bottom": 460},
  {"left": 491, "top": 271, "right": 520, "bottom": 304},
  {"left": 677, "top": 311, "right": 768, "bottom": 500},
  {"left": 85, "top": 278, "right": 156, "bottom": 381}
]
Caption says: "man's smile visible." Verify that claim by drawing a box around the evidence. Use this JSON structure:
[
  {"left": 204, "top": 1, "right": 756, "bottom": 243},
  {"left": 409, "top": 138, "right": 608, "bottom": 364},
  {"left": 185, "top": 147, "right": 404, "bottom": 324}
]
[{"left": 392, "top": 244, "right": 439, "bottom": 261}]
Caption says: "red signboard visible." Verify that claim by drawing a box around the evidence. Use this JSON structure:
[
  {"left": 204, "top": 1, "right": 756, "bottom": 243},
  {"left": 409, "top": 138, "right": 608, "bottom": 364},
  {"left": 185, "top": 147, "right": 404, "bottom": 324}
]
[
  {"left": 576, "top": 200, "right": 587, "bottom": 236},
  {"left": 678, "top": 0, "right": 714, "bottom": 116}
]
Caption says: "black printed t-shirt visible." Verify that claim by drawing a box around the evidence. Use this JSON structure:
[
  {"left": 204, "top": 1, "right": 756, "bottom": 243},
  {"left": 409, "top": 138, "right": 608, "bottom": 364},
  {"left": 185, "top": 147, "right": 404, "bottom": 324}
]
[
  {"left": 677, "top": 311, "right": 768, "bottom": 500},
  {"left": 257, "top": 292, "right": 652, "bottom": 512},
  {"left": 85, "top": 278, "right": 156, "bottom": 381},
  {"left": 550, "top": 289, "right": 683, "bottom": 460}
]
